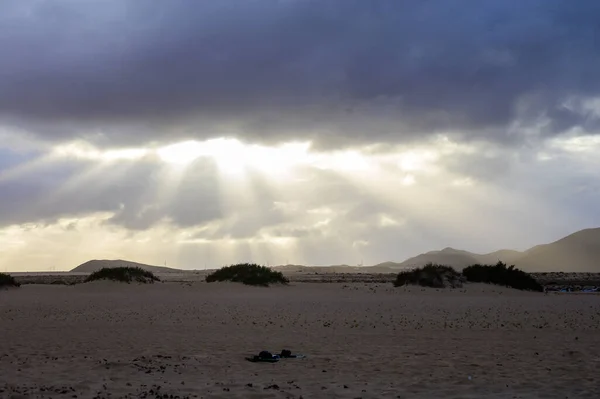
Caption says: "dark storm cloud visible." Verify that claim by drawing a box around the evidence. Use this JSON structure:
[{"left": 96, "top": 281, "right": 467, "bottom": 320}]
[{"left": 1, "top": 0, "right": 599, "bottom": 147}]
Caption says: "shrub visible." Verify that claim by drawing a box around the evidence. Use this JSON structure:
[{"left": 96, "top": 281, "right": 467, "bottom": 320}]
[
  {"left": 462, "top": 262, "right": 543, "bottom": 292},
  {"left": 394, "top": 263, "right": 464, "bottom": 288},
  {"left": 84, "top": 267, "right": 159, "bottom": 284},
  {"left": 206, "top": 263, "right": 289, "bottom": 286},
  {"left": 0, "top": 272, "right": 20, "bottom": 288}
]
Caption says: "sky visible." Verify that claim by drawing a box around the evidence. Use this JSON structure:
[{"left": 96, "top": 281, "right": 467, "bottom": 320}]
[{"left": 1, "top": 0, "right": 600, "bottom": 271}]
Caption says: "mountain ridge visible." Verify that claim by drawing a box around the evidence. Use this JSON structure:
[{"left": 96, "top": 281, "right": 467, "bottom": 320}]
[
  {"left": 71, "top": 259, "right": 182, "bottom": 274},
  {"left": 511, "top": 228, "right": 600, "bottom": 272},
  {"left": 389, "top": 228, "right": 600, "bottom": 272},
  {"left": 70, "top": 227, "right": 600, "bottom": 273}
]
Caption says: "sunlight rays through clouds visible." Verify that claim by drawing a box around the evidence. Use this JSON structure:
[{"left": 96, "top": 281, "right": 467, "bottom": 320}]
[
  {"left": 0, "top": 136, "right": 459, "bottom": 270},
  {"left": 0, "top": 131, "right": 598, "bottom": 271}
]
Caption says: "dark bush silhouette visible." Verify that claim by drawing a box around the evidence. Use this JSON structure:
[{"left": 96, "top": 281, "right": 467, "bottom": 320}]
[
  {"left": 462, "top": 262, "right": 543, "bottom": 292},
  {"left": 0, "top": 272, "right": 20, "bottom": 288},
  {"left": 85, "top": 267, "right": 159, "bottom": 284},
  {"left": 394, "top": 263, "right": 464, "bottom": 288},
  {"left": 206, "top": 263, "right": 289, "bottom": 286}
]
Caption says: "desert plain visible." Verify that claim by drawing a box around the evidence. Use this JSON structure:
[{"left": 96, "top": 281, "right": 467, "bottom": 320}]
[{"left": 1, "top": 277, "right": 599, "bottom": 399}]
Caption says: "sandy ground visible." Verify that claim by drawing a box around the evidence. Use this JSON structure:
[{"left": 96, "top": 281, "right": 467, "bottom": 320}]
[{"left": 1, "top": 282, "right": 599, "bottom": 399}]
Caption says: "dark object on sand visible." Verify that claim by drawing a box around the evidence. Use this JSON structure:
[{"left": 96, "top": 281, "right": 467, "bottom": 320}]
[
  {"left": 280, "top": 349, "right": 293, "bottom": 358},
  {"left": 246, "top": 350, "right": 306, "bottom": 363},
  {"left": 280, "top": 349, "right": 305, "bottom": 358},
  {"left": 246, "top": 351, "right": 279, "bottom": 363}
]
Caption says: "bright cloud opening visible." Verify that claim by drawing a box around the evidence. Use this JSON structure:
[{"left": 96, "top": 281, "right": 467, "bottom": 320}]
[
  {"left": 397, "top": 150, "right": 438, "bottom": 172},
  {"left": 157, "top": 138, "right": 312, "bottom": 176}
]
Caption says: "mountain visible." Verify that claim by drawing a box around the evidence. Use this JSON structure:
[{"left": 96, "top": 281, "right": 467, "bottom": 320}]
[
  {"left": 70, "top": 228, "right": 600, "bottom": 274},
  {"left": 512, "top": 228, "right": 600, "bottom": 272},
  {"left": 372, "top": 261, "right": 404, "bottom": 269},
  {"left": 274, "top": 264, "right": 396, "bottom": 274},
  {"left": 393, "top": 228, "right": 600, "bottom": 272},
  {"left": 397, "top": 248, "right": 487, "bottom": 269},
  {"left": 476, "top": 249, "right": 523, "bottom": 265},
  {"left": 71, "top": 259, "right": 182, "bottom": 274}
]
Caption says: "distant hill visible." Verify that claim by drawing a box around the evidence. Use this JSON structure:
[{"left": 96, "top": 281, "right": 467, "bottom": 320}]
[
  {"left": 71, "top": 259, "right": 182, "bottom": 274},
  {"left": 512, "top": 228, "right": 600, "bottom": 272},
  {"left": 372, "top": 261, "right": 404, "bottom": 269},
  {"left": 275, "top": 228, "right": 600, "bottom": 273},
  {"left": 273, "top": 264, "right": 396, "bottom": 274},
  {"left": 70, "top": 228, "right": 600, "bottom": 274},
  {"left": 396, "top": 247, "right": 481, "bottom": 269},
  {"left": 394, "top": 247, "right": 522, "bottom": 270},
  {"left": 392, "top": 228, "right": 600, "bottom": 273},
  {"left": 477, "top": 249, "right": 523, "bottom": 265}
]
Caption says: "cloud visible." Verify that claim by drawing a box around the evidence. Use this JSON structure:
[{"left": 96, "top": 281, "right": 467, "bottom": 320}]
[
  {"left": 1, "top": 0, "right": 600, "bottom": 147},
  {"left": 2, "top": 135, "right": 599, "bottom": 270},
  {"left": 1, "top": 1, "right": 600, "bottom": 271}
]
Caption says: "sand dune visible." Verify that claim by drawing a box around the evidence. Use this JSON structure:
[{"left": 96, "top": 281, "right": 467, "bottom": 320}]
[{"left": 1, "top": 282, "right": 599, "bottom": 398}]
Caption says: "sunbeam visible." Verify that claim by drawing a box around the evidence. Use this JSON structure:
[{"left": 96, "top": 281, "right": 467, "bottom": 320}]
[{"left": 0, "top": 132, "right": 597, "bottom": 271}]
